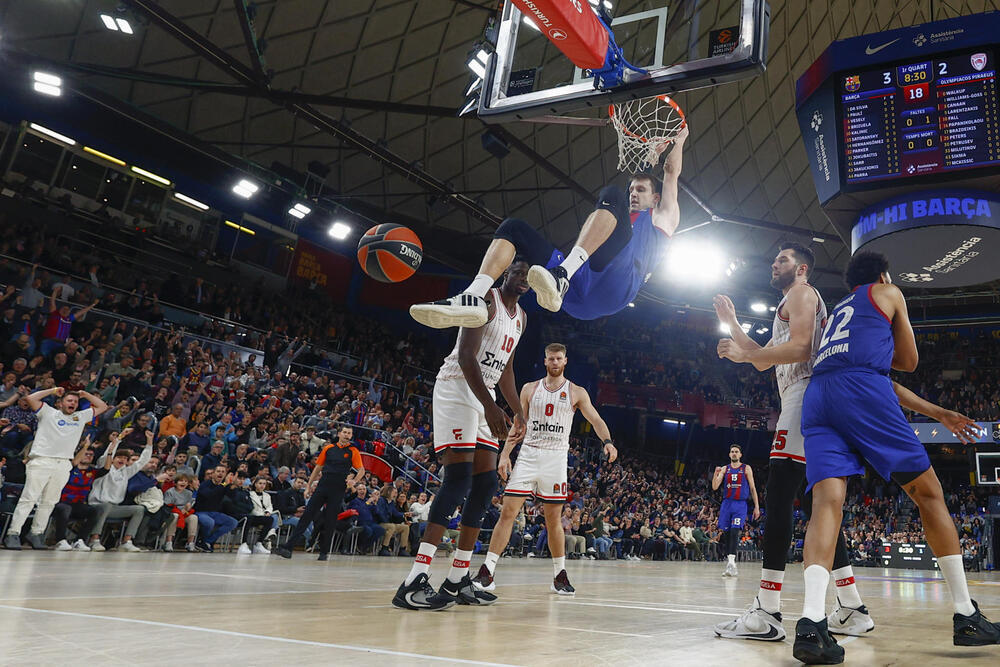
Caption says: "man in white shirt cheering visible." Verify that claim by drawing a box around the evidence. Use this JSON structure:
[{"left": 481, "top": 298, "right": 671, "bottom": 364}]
[{"left": 4, "top": 386, "right": 108, "bottom": 550}]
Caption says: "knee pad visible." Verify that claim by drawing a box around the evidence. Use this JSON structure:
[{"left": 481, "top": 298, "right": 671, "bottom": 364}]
[
  {"left": 428, "top": 462, "right": 473, "bottom": 526},
  {"left": 596, "top": 185, "right": 629, "bottom": 219},
  {"left": 461, "top": 469, "right": 498, "bottom": 529},
  {"left": 495, "top": 217, "right": 534, "bottom": 247}
]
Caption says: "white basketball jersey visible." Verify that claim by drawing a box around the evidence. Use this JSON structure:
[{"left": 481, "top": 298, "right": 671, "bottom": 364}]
[
  {"left": 436, "top": 288, "right": 526, "bottom": 391},
  {"left": 522, "top": 377, "right": 575, "bottom": 451},
  {"left": 772, "top": 284, "right": 827, "bottom": 397}
]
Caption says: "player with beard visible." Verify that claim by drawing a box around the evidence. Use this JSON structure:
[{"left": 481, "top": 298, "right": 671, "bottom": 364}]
[
  {"left": 712, "top": 242, "right": 874, "bottom": 641},
  {"left": 409, "top": 127, "right": 687, "bottom": 329},
  {"left": 392, "top": 259, "right": 529, "bottom": 611},
  {"left": 471, "top": 343, "right": 617, "bottom": 596}
]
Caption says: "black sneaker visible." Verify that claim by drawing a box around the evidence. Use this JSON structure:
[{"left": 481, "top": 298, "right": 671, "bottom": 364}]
[
  {"left": 528, "top": 265, "right": 569, "bottom": 313},
  {"left": 954, "top": 600, "right": 1000, "bottom": 646},
  {"left": 3, "top": 534, "right": 21, "bottom": 550},
  {"left": 317, "top": 552, "right": 329, "bottom": 561},
  {"left": 551, "top": 569, "right": 576, "bottom": 596},
  {"left": 432, "top": 574, "right": 497, "bottom": 606},
  {"left": 195, "top": 540, "right": 213, "bottom": 553},
  {"left": 379, "top": 548, "right": 392, "bottom": 557},
  {"left": 392, "top": 573, "right": 455, "bottom": 611},
  {"left": 792, "top": 617, "right": 844, "bottom": 665},
  {"left": 471, "top": 563, "right": 496, "bottom": 592},
  {"left": 273, "top": 544, "right": 293, "bottom": 559}
]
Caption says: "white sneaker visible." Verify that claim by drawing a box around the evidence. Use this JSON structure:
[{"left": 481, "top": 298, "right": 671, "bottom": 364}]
[
  {"left": 119, "top": 541, "right": 142, "bottom": 553},
  {"left": 252, "top": 543, "right": 271, "bottom": 555},
  {"left": 527, "top": 552, "right": 536, "bottom": 558},
  {"left": 237, "top": 543, "right": 253, "bottom": 555},
  {"left": 89, "top": 540, "right": 106, "bottom": 552},
  {"left": 714, "top": 598, "right": 786, "bottom": 641},
  {"left": 409, "top": 293, "right": 488, "bottom": 329},
  {"left": 827, "top": 599, "right": 875, "bottom": 636},
  {"left": 723, "top": 561, "right": 738, "bottom": 577},
  {"left": 54, "top": 539, "right": 73, "bottom": 551},
  {"left": 72, "top": 539, "right": 91, "bottom": 552},
  {"left": 162, "top": 542, "right": 174, "bottom": 552},
  {"left": 527, "top": 265, "right": 569, "bottom": 312}
]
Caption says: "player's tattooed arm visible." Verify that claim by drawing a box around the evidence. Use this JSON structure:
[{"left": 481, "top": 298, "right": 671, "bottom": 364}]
[
  {"left": 650, "top": 124, "right": 687, "bottom": 236},
  {"left": 891, "top": 381, "right": 981, "bottom": 444},
  {"left": 745, "top": 465, "right": 761, "bottom": 520}
]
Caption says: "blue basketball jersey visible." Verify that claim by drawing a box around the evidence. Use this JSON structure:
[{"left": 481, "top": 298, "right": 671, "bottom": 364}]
[
  {"left": 812, "top": 283, "right": 894, "bottom": 377},
  {"left": 723, "top": 464, "right": 750, "bottom": 501},
  {"left": 555, "top": 209, "right": 670, "bottom": 320}
]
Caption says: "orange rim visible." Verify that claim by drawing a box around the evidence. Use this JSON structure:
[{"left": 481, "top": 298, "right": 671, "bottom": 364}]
[{"left": 609, "top": 94, "right": 687, "bottom": 143}]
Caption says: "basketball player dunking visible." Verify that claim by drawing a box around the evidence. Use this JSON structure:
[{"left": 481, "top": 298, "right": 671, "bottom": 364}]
[
  {"left": 471, "top": 343, "right": 617, "bottom": 596},
  {"left": 712, "top": 445, "right": 759, "bottom": 578},
  {"left": 793, "top": 251, "right": 998, "bottom": 664},
  {"left": 409, "top": 126, "right": 688, "bottom": 329},
  {"left": 713, "top": 243, "right": 874, "bottom": 641},
  {"left": 392, "top": 259, "right": 529, "bottom": 611}
]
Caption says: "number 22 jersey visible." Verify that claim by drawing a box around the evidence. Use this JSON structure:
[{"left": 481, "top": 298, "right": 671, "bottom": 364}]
[{"left": 812, "top": 283, "right": 894, "bottom": 377}]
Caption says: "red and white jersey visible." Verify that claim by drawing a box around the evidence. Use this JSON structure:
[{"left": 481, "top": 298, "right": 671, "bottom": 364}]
[
  {"left": 436, "top": 288, "right": 526, "bottom": 391},
  {"left": 772, "top": 284, "right": 827, "bottom": 397},
  {"left": 522, "top": 377, "right": 575, "bottom": 451}
]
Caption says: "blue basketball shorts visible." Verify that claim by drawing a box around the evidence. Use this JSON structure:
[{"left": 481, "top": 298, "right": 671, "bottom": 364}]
[
  {"left": 802, "top": 370, "right": 931, "bottom": 491},
  {"left": 718, "top": 499, "right": 748, "bottom": 530}
]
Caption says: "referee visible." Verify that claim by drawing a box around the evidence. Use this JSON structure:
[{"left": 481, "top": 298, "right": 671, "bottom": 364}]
[{"left": 274, "top": 425, "right": 363, "bottom": 560}]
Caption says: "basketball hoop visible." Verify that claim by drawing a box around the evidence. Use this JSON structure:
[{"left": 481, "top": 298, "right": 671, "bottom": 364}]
[{"left": 609, "top": 95, "right": 686, "bottom": 173}]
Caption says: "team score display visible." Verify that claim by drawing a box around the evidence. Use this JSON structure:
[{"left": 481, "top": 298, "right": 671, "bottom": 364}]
[{"left": 772, "top": 429, "right": 788, "bottom": 451}]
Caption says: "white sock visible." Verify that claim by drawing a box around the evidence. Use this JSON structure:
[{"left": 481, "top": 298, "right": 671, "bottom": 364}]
[
  {"left": 758, "top": 568, "right": 785, "bottom": 614},
  {"left": 559, "top": 246, "right": 589, "bottom": 278},
  {"left": 727, "top": 553, "right": 736, "bottom": 565},
  {"left": 938, "top": 554, "right": 975, "bottom": 616},
  {"left": 553, "top": 556, "right": 566, "bottom": 577},
  {"left": 484, "top": 551, "right": 500, "bottom": 575},
  {"left": 447, "top": 549, "right": 473, "bottom": 584},
  {"left": 405, "top": 542, "right": 437, "bottom": 586},
  {"left": 832, "top": 565, "right": 863, "bottom": 609},
  {"left": 802, "top": 564, "right": 831, "bottom": 623},
  {"left": 465, "top": 274, "right": 494, "bottom": 298}
]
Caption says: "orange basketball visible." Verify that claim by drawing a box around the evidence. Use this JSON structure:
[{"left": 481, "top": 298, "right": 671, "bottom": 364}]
[{"left": 356, "top": 224, "right": 423, "bottom": 283}]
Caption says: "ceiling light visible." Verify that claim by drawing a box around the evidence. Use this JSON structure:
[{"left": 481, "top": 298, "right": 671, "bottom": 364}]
[
  {"left": 750, "top": 302, "right": 767, "bottom": 313},
  {"left": 662, "top": 418, "right": 686, "bottom": 425},
  {"left": 467, "top": 49, "right": 489, "bottom": 80},
  {"left": 740, "top": 322, "right": 752, "bottom": 333},
  {"left": 328, "top": 221, "right": 351, "bottom": 240},
  {"left": 115, "top": 18, "right": 133, "bottom": 34},
  {"left": 755, "top": 326, "right": 769, "bottom": 334},
  {"left": 100, "top": 14, "right": 118, "bottom": 30},
  {"left": 769, "top": 306, "right": 777, "bottom": 312},
  {"left": 83, "top": 146, "right": 126, "bottom": 166},
  {"left": 289, "top": 203, "right": 311, "bottom": 219},
  {"left": 32, "top": 72, "right": 63, "bottom": 97},
  {"left": 174, "top": 192, "right": 209, "bottom": 211},
  {"left": 28, "top": 123, "right": 75, "bottom": 146},
  {"left": 33, "top": 72, "right": 62, "bottom": 87},
  {"left": 224, "top": 220, "right": 255, "bottom": 235},
  {"left": 627, "top": 302, "right": 635, "bottom": 308},
  {"left": 232, "top": 179, "right": 259, "bottom": 198},
  {"left": 719, "top": 322, "right": 731, "bottom": 335},
  {"left": 130, "top": 165, "right": 170, "bottom": 186},
  {"left": 665, "top": 240, "right": 727, "bottom": 285},
  {"left": 812, "top": 237, "right": 826, "bottom": 243}
]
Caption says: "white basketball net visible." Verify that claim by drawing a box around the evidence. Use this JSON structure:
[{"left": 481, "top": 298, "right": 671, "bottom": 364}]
[{"left": 609, "top": 95, "right": 687, "bottom": 173}]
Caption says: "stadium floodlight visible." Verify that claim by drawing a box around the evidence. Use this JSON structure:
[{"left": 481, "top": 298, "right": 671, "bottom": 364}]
[
  {"left": 100, "top": 14, "right": 118, "bottom": 30},
  {"left": 288, "top": 203, "right": 311, "bottom": 219},
  {"left": 769, "top": 305, "right": 777, "bottom": 312},
  {"left": 740, "top": 322, "right": 752, "bottom": 333},
  {"left": 750, "top": 301, "right": 767, "bottom": 313},
  {"left": 115, "top": 18, "right": 133, "bottom": 34},
  {"left": 83, "top": 146, "right": 126, "bottom": 166},
  {"left": 174, "top": 192, "right": 209, "bottom": 211},
  {"left": 328, "top": 221, "right": 351, "bottom": 240},
  {"left": 232, "top": 179, "right": 259, "bottom": 198},
  {"left": 130, "top": 165, "right": 171, "bottom": 186},
  {"left": 665, "top": 240, "right": 727, "bottom": 285},
  {"left": 28, "top": 123, "right": 75, "bottom": 146},
  {"left": 33, "top": 71, "right": 62, "bottom": 96},
  {"left": 627, "top": 302, "right": 635, "bottom": 308}
]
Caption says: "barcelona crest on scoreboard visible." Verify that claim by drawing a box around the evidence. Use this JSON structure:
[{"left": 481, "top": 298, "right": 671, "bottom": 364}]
[{"left": 844, "top": 75, "right": 861, "bottom": 92}]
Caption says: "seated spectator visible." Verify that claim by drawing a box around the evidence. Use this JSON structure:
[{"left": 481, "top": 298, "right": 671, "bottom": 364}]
[
  {"left": 409, "top": 491, "right": 432, "bottom": 538},
  {"left": 181, "top": 422, "right": 211, "bottom": 456},
  {"left": 51, "top": 436, "right": 101, "bottom": 551},
  {"left": 0, "top": 393, "right": 37, "bottom": 455},
  {"left": 592, "top": 510, "right": 613, "bottom": 559},
  {"left": 238, "top": 476, "right": 276, "bottom": 555},
  {"left": 199, "top": 441, "right": 225, "bottom": 479},
  {"left": 375, "top": 484, "right": 408, "bottom": 556},
  {"left": 193, "top": 466, "right": 239, "bottom": 552},
  {"left": 563, "top": 505, "right": 586, "bottom": 559},
  {"left": 271, "top": 467, "right": 292, "bottom": 492},
  {"left": 158, "top": 403, "right": 188, "bottom": 439},
  {"left": 346, "top": 484, "right": 386, "bottom": 553},
  {"left": 88, "top": 430, "right": 154, "bottom": 552},
  {"left": 163, "top": 473, "right": 199, "bottom": 552},
  {"left": 128, "top": 455, "right": 177, "bottom": 550}
]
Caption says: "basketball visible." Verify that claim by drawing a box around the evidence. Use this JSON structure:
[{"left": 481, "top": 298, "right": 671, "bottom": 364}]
[{"left": 356, "top": 223, "right": 423, "bottom": 283}]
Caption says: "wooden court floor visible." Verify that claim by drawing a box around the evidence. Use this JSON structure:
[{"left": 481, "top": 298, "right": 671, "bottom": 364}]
[{"left": 1, "top": 551, "right": 998, "bottom": 666}]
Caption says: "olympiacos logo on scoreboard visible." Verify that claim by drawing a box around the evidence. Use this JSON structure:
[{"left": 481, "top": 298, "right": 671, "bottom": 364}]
[{"left": 971, "top": 53, "right": 987, "bottom": 71}]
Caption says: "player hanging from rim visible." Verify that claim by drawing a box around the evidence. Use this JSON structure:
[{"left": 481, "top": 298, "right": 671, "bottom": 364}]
[
  {"left": 409, "top": 125, "right": 688, "bottom": 329},
  {"left": 712, "top": 445, "right": 760, "bottom": 578},
  {"left": 471, "top": 342, "right": 617, "bottom": 596},
  {"left": 392, "top": 258, "right": 529, "bottom": 611},
  {"left": 713, "top": 243, "right": 873, "bottom": 641},
  {"left": 792, "top": 251, "right": 998, "bottom": 664}
]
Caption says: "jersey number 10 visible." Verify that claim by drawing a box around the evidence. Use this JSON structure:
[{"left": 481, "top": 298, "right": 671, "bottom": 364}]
[{"left": 500, "top": 335, "right": 515, "bottom": 353}]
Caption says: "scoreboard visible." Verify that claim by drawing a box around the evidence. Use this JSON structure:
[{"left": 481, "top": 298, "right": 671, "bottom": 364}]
[{"left": 840, "top": 50, "right": 1000, "bottom": 183}]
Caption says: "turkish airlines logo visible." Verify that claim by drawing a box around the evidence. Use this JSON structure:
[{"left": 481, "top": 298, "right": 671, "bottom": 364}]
[
  {"left": 569, "top": 0, "right": 583, "bottom": 11},
  {"left": 549, "top": 28, "right": 567, "bottom": 40}
]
